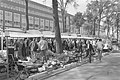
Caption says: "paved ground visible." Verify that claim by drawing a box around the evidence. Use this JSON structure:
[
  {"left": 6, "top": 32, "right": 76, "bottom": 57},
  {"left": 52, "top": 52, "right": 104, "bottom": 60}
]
[{"left": 45, "top": 53, "right": 120, "bottom": 80}]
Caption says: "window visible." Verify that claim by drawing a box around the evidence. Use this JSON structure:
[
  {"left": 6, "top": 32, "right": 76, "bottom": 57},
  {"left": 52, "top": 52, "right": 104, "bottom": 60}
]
[
  {"left": 21, "top": 15, "right": 26, "bottom": 29},
  {"left": 34, "top": 5, "right": 38, "bottom": 9},
  {"left": 23, "top": 9, "right": 26, "bottom": 12},
  {"left": 21, "top": 0, "right": 24, "bottom": 5},
  {"left": 66, "top": 16, "right": 69, "bottom": 26},
  {"left": 28, "top": 2, "right": 31, "bottom": 7},
  {"left": 59, "top": 17, "right": 62, "bottom": 22},
  {"left": 50, "top": 20, "right": 53, "bottom": 31},
  {"left": 6, "top": 4, "right": 9, "bottom": 9},
  {"left": 58, "top": 12, "right": 62, "bottom": 16},
  {"left": 3, "top": 3, "right": 7, "bottom": 8},
  {"left": 20, "top": 7, "right": 24, "bottom": 12},
  {"left": 9, "top": 5, "right": 12, "bottom": 9},
  {"left": 14, "top": 13, "right": 20, "bottom": 27},
  {"left": 19, "top": 0, "right": 22, "bottom": 4},
  {"left": 18, "top": 7, "right": 21, "bottom": 11},
  {"left": 11, "top": 0, "right": 14, "bottom": 2},
  {"left": 5, "top": 11, "right": 12, "bottom": 27},
  {"left": 13, "top": 6, "right": 16, "bottom": 11},
  {"left": 30, "top": 3, "right": 35, "bottom": 8},
  {"left": 40, "top": 18, "right": 44, "bottom": 30},
  {"left": 31, "top": 10, "right": 34, "bottom": 15},
  {"left": 0, "top": 2, "right": 4, "bottom": 7},
  {"left": 45, "top": 19, "right": 49, "bottom": 31},
  {"left": 0, "top": 10, "right": 3, "bottom": 27},
  {"left": 34, "top": 17, "right": 39, "bottom": 29},
  {"left": 14, "top": 6, "right": 19, "bottom": 11},
  {"left": 28, "top": 10, "right": 30, "bottom": 14},
  {"left": 29, "top": 16, "right": 34, "bottom": 29},
  {"left": 12, "top": 0, "right": 16, "bottom": 3},
  {"left": 23, "top": 0, "right": 26, "bottom": 5}
]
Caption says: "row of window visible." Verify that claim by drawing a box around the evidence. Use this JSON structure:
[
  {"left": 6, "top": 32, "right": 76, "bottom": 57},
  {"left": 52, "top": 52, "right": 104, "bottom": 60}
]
[
  {"left": 0, "top": 10, "right": 64, "bottom": 31},
  {"left": 0, "top": 2, "right": 25, "bottom": 12},
  {"left": 0, "top": 2, "right": 54, "bottom": 19},
  {"left": 7, "top": 0, "right": 62, "bottom": 17},
  {"left": 7, "top": 0, "right": 63, "bottom": 17},
  {"left": 0, "top": 19, "right": 55, "bottom": 31},
  {"left": 7, "top": 0, "right": 52, "bottom": 13},
  {"left": 0, "top": 10, "right": 51, "bottom": 27},
  {"left": 8, "top": 0, "right": 26, "bottom": 5}
]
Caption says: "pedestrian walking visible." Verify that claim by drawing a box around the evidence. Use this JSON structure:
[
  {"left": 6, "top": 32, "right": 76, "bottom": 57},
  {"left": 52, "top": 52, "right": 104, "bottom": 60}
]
[
  {"left": 86, "top": 40, "right": 94, "bottom": 63},
  {"left": 96, "top": 39, "right": 104, "bottom": 62}
]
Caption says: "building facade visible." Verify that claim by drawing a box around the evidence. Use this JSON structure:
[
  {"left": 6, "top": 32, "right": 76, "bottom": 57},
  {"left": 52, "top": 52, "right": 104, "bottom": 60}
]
[{"left": 0, "top": 0, "right": 73, "bottom": 33}]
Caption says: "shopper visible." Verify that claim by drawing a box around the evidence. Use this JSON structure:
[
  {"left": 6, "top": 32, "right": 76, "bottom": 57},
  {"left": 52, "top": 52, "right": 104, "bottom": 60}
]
[
  {"left": 18, "top": 39, "right": 24, "bottom": 59},
  {"left": 86, "top": 40, "right": 94, "bottom": 63},
  {"left": 38, "top": 37, "right": 48, "bottom": 63},
  {"left": 29, "top": 38, "right": 36, "bottom": 60},
  {"left": 96, "top": 39, "right": 103, "bottom": 62}
]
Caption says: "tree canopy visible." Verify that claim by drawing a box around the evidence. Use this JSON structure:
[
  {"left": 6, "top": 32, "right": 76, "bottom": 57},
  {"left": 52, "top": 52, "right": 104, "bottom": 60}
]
[
  {"left": 72, "top": 12, "right": 85, "bottom": 33},
  {"left": 85, "top": 0, "right": 120, "bottom": 37}
]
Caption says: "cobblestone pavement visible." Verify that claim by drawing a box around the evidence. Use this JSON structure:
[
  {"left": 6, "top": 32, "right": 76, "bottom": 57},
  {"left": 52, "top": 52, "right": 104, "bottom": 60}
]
[{"left": 45, "top": 53, "right": 120, "bottom": 80}]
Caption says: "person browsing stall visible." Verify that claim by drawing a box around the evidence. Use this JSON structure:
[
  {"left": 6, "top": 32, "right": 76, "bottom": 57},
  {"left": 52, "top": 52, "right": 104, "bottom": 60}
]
[{"left": 38, "top": 36, "right": 48, "bottom": 62}]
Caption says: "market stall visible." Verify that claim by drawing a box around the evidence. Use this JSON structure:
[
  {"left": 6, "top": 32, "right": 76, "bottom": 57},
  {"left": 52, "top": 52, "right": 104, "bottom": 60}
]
[
  {"left": 0, "top": 30, "right": 44, "bottom": 79},
  {"left": 0, "top": 31, "right": 9, "bottom": 79},
  {"left": 9, "top": 32, "right": 42, "bottom": 38},
  {"left": 0, "top": 30, "right": 97, "bottom": 80}
]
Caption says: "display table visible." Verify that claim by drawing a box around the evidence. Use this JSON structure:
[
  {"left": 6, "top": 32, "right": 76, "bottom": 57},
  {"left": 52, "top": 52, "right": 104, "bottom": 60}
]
[
  {"left": 17, "top": 60, "right": 43, "bottom": 74},
  {"left": 0, "top": 63, "right": 7, "bottom": 79},
  {"left": 17, "top": 60, "right": 42, "bottom": 67}
]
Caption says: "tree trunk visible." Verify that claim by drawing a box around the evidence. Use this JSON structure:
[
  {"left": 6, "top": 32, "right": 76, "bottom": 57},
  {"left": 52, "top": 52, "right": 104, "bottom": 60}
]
[
  {"left": 117, "top": 13, "right": 119, "bottom": 43},
  {"left": 98, "top": 13, "right": 102, "bottom": 37},
  {"left": 61, "top": 10, "right": 66, "bottom": 33},
  {"left": 98, "top": 19, "right": 101, "bottom": 37},
  {"left": 25, "top": 0, "right": 29, "bottom": 30},
  {"left": 93, "top": 18, "right": 96, "bottom": 35},
  {"left": 107, "top": 18, "right": 109, "bottom": 38},
  {"left": 52, "top": 0, "right": 63, "bottom": 54}
]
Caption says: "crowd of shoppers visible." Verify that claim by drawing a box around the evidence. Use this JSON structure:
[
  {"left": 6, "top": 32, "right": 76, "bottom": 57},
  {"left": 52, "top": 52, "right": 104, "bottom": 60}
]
[{"left": 2, "top": 37, "right": 112, "bottom": 63}]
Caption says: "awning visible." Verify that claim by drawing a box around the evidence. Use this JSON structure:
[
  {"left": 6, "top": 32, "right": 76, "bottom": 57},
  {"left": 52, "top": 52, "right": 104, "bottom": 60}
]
[
  {"left": 61, "top": 35, "right": 77, "bottom": 39},
  {"left": 77, "top": 36, "right": 95, "bottom": 39},
  {"left": 27, "top": 30, "right": 43, "bottom": 37},
  {"left": 9, "top": 32, "right": 41, "bottom": 38},
  {"left": 43, "top": 35, "right": 77, "bottom": 39},
  {"left": 5, "top": 28, "right": 24, "bottom": 32},
  {"left": 27, "top": 30, "right": 41, "bottom": 34},
  {"left": 42, "top": 31, "right": 54, "bottom": 35},
  {"left": 43, "top": 35, "right": 55, "bottom": 38}
]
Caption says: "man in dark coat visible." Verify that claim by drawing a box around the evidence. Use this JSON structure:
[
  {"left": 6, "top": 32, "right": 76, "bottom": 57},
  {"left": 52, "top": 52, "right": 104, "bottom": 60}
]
[{"left": 86, "top": 40, "right": 94, "bottom": 63}]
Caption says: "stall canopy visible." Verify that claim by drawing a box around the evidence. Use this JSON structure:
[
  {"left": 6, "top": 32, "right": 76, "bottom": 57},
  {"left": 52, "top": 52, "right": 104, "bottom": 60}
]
[
  {"left": 42, "top": 31, "right": 55, "bottom": 35},
  {"left": 9, "top": 32, "right": 42, "bottom": 38},
  {"left": 27, "top": 30, "right": 43, "bottom": 37},
  {"left": 77, "top": 36, "right": 95, "bottom": 40},
  {"left": 44, "top": 34, "right": 55, "bottom": 38},
  {"left": 61, "top": 35, "right": 77, "bottom": 39},
  {"left": 0, "top": 31, "right": 43, "bottom": 38},
  {"left": 44, "top": 35, "right": 77, "bottom": 39}
]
